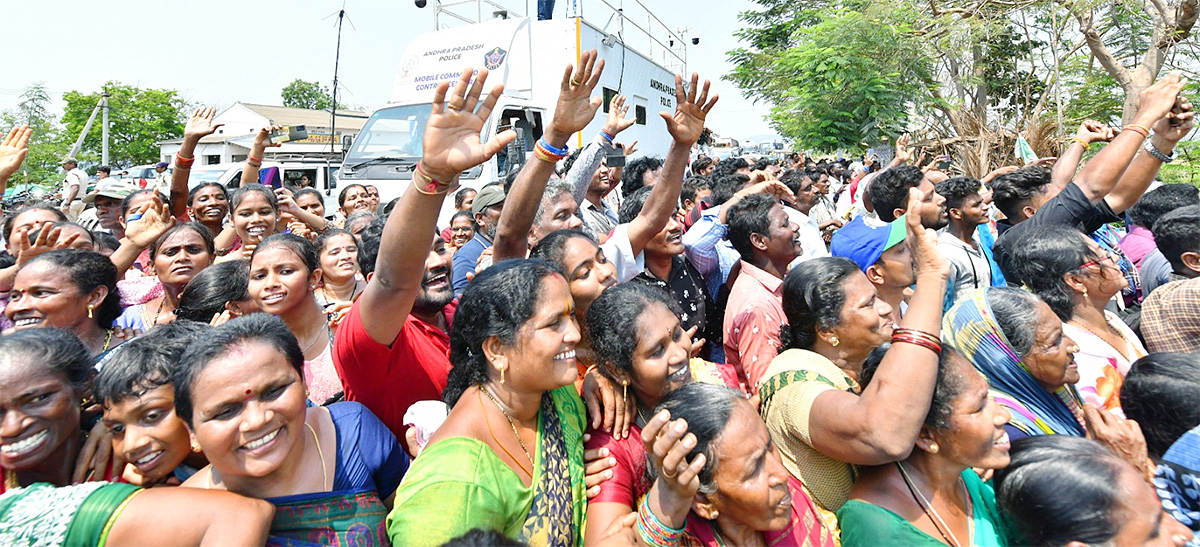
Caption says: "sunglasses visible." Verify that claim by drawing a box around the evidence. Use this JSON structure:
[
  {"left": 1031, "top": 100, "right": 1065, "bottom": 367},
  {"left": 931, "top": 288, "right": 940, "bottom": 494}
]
[{"left": 1078, "top": 254, "right": 1117, "bottom": 270}]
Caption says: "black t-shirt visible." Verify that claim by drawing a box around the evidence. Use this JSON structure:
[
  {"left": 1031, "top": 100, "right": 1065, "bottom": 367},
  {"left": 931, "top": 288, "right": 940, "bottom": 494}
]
[
  {"left": 631, "top": 255, "right": 720, "bottom": 359},
  {"left": 993, "top": 181, "right": 1120, "bottom": 272}
]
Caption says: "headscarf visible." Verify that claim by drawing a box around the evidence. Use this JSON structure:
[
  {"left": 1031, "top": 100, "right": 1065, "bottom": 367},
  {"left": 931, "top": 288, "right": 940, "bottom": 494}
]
[{"left": 943, "top": 289, "right": 1085, "bottom": 437}]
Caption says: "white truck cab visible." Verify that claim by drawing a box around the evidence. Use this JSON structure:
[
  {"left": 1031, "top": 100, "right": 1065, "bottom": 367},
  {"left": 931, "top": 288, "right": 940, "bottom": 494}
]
[{"left": 340, "top": 0, "right": 690, "bottom": 227}]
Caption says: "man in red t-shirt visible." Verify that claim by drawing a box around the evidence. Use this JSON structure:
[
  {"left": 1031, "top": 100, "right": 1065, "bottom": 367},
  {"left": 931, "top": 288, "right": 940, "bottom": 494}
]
[{"left": 331, "top": 70, "right": 517, "bottom": 452}]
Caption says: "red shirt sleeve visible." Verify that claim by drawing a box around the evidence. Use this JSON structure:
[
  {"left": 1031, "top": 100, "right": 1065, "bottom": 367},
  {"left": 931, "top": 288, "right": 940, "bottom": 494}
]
[{"left": 586, "top": 424, "right": 648, "bottom": 506}]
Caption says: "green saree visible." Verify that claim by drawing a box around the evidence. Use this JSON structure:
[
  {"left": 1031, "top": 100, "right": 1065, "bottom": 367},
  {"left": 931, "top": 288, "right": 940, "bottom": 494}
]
[
  {"left": 0, "top": 482, "right": 143, "bottom": 547},
  {"left": 386, "top": 385, "right": 586, "bottom": 546}
]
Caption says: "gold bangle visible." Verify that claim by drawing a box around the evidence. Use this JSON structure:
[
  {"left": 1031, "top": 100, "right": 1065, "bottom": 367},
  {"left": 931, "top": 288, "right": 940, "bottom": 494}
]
[
  {"left": 1069, "top": 137, "right": 1091, "bottom": 151},
  {"left": 412, "top": 166, "right": 459, "bottom": 196}
]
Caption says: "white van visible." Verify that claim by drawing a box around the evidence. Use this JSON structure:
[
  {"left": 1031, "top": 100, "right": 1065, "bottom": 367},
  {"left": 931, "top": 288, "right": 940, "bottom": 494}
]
[
  {"left": 339, "top": 0, "right": 690, "bottom": 228},
  {"left": 188, "top": 159, "right": 343, "bottom": 218}
]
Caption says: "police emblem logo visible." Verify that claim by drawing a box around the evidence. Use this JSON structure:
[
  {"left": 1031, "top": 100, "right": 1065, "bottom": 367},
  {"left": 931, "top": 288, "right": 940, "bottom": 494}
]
[{"left": 484, "top": 47, "right": 508, "bottom": 70}]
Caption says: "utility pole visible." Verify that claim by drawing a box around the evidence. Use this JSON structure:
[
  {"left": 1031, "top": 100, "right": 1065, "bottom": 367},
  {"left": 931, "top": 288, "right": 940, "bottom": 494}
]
[{"left": 101, "top": 92, "right": 111, "bottom": 166}]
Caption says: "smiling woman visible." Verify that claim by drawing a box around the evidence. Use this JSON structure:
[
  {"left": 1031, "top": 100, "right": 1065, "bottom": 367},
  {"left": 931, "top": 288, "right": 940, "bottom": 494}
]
[
  {"left": 386, "top": 259, "right": 589, "bottom": 546},
  {"left": 249, "top": 233, "right": 341, "bottom": 404},
  {"left": 5, "top": 249, "right": 127, "bottom": 358},
  {"left": 174, "top": 313, "right": 407, "bottom": 545},
  {"left": 116, "top": 223, "right": 216, "bottom": 332}
]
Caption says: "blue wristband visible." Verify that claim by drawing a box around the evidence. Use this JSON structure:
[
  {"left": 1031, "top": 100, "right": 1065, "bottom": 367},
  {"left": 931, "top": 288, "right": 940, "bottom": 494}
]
[
  {"left": 600, "top": 131, "right": 615, "bottom": 142},
  {"left": 126, "top": 214, "right": 144, "bottom": 222},
  {"left": 538, "top": 138, "right": 569, "bottom": 157}
]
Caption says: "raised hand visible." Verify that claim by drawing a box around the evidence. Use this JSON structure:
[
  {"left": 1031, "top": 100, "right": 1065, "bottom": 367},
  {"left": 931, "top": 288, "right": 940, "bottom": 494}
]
[
  {"left": 13, "top": 224, "right": 82, "bottom": 268},
  {"left": 125, "top": 198, "right": 176, "bottom": 248},
  {"left": 1135, "top": 72, "right": 1189, "bottom": 124},
  {"left": 905, "top": 187, "right": 948, "bottom": 278},
  {"left": 1153, "top": 94, "right": 1195, "bottom": 143},
  {"left": 1076, "top": 120, "right": 1116, "bottom": 144},
  {"left": 602, "top": 94, "right": 635, "bottom": 137},
  {"left": 619, "top": 139, "right": 639, "bottom": 157},
  {"left": 661, "top": 73, "right": 718, "bottom": 145},
  {"left": 184, "top": 107, "right": 224, "bottom": 141},
  {"left": 549, "top": 50, "right": 606, "bottom": 138},
  {"left": 893, "top": 133, "right": 913, "bottom": 165},
  {"left": 0, "top": 125, "right": 32, "bottom": 183},
  {"left": 253, "top": 125, "right": 286, "bottom": 150},
  {"left": 421, "top": 68, "right": 517, "bottom": 181},
  {"left": 642, "top": 409, "right": 705, "bottom": 501}
]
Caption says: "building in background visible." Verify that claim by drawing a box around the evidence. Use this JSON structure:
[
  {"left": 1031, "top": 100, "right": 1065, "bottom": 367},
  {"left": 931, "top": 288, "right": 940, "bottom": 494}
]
[{"left": 158, "top": 103, "right": 368, "bottom": 165}]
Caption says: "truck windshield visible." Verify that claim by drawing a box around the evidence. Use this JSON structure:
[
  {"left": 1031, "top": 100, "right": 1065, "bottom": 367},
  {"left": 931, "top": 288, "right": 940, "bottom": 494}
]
[{"left": 345, "top": 104, "right": 430, "bottom": 163}]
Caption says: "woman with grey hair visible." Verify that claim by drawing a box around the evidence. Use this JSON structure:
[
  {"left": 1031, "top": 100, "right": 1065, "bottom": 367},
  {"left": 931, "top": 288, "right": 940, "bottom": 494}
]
[
  {"left": 943, "top": 287, "right": 1085, "bottom": 440},
  {"left": 631, "top": 382, "right": 836, "bottom": 546}
]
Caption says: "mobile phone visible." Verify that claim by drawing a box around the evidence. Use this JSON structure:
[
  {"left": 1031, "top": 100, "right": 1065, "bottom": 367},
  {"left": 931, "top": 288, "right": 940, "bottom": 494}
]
[
  {"left": 1170, "top": 93, "right": 1185, "bottom": 127},
  {"left": 605, "top": 147, "right": 626, "bottom": 168},
  {"left": 936, "top": 155, "right": 951, "bottom": 170},
  {"left": 270, "top": 125, "right": 309, "bottom": 144}
]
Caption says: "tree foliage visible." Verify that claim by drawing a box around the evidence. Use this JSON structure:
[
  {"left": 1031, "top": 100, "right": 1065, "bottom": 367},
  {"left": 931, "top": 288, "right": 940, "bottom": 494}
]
[
  {"left": 61, "top": 82, "right": 188, "bottom": 168},
  {"left": 1, "top": 83, "right": 63, "bottom": 185},
  {"left": 281, "top": 79, "right": 344, "bottom": 111},
  {"left": 728, "top": 9, "right": 937, "bottom": 151}
]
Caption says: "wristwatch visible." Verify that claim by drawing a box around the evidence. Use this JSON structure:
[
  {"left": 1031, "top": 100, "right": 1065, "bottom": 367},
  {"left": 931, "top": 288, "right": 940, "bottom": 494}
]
[{"left": 1144, "top": 140, "right": 1175, "bottom": 163}]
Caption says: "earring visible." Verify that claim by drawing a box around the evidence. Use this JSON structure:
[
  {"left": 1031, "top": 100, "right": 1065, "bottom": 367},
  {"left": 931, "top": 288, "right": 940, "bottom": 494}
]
[
  {"left": 87, "top": 305, "right": 94, "bottom": 319},
  {"left": 501, "top": 365, "right": 506, "bottom": 385},
  {"left": 1081, "top": 288, "right": 1089, "bottom": 299},
  {"left": 929, "top": 442, "right": 940, "bottom": 454},
  {"left": 830, "top": 336, "right": 839, "bottom": 347},
  {"left": 191, "top": 441, "right": 202, "bottom": 453},
  {"left": 623, "top": 381, "right": 628, "bottom": 401}
]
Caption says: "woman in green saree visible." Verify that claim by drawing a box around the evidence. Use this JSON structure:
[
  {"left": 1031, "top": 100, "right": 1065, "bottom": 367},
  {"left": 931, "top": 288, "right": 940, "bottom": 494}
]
[
  {"left": 838, "top": 344, "right": 1013, "bottom": 547},
  {"left": 386, "top": 259, "right": 588, "bottom": 547}
]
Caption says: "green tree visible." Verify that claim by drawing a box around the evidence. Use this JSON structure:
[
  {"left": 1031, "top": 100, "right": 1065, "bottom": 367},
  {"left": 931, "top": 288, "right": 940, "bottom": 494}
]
[
  {"left": 728, "top": 9, "right": 938, "bottom": 151},
  {"left": 61, "top": 82, "right": 188, "bottom": 167},
  {"left": 2, "top": 83, "right": 64, "bottom": 186},
  {"left": 281, "top": 79, "right": 345, "bottom": 111}
]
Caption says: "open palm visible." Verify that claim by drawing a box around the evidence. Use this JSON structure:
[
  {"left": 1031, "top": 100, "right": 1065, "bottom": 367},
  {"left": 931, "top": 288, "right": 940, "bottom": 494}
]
[
  {"left": 184, "top": 107, "right": 224, "bottom": 140},
  {"left": 422, "top": 68, "right": 516, "bottom": 180},
  {"left": 660, "top": 73, "right": 717, "bottom": 145},
  {"left": 0, "top": 125, "right": 32, "bottom": 183}
]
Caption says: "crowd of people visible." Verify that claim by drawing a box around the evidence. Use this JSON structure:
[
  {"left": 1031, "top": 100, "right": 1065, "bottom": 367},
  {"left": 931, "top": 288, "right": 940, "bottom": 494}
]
[{"left": 0, "top": 49, "right": 1198, "bottom": 547}]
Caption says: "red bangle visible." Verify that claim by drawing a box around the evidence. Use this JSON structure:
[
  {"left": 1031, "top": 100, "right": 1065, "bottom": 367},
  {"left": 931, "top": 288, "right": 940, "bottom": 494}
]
[
  {"left": 175, "top": 155, "right": 195, "bottom": 167},
  {"left": 248, "top": 156, "right": 262, "bottom": 163},
  {"left": 891, "top": 334, "right": 942, "bottom": 354}
]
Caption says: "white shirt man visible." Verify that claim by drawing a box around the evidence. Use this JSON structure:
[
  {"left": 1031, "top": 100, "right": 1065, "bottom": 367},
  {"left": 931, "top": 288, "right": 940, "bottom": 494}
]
[{"left": 60, "top": 158, "right": 87, "bottom": 221}]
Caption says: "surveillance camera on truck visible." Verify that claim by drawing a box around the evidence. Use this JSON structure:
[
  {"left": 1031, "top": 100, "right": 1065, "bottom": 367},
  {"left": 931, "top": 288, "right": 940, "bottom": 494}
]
[{"left": 339, "top": 0, "right": 691, "bottom": 228}]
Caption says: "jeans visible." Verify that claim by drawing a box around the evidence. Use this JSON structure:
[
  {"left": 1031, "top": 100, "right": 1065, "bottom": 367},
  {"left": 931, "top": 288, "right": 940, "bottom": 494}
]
[{"left": 537, "top": 0, "right": 554, "bottom": 19}]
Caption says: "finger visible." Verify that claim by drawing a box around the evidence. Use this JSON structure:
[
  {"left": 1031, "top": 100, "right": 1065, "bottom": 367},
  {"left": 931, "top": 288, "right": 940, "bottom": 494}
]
[
  {"left": 640, "top": 409, "right": 671, "bottom": 445},
  {"left": 464, "top": 69, "right": 488, "bottom": 112},
  {"left": 614, "top": 386, "right": 629, "bottom": 439},
  {"left": 586, "top": 58, "right": 605, "bottom": 90},
  {"left": 702, "top": 93, "right": 719, "bottom": 114},
  {"left": 585, "top": 467, "right": 614, "bottom": 488},
  {"left": 558, "top": 61, "right": 576, "bottom": 92},
  {"left": 430, "top": 81, "right": 452, "bottom": 116},
  {"left": 448, "top": 68, "right": 470, "bottom": 105},
  {"left": 481, "top": 128, "right": 518, "bottom": 160},
  {"left": 475, "top": 84, "right": 506, "bottom": 122},
  {"left": 583, "top": 446, "right": 609, "bottom": 464},
  {"left": 577, "top": 50, "right": 595, "bottom": 87},
  {"left": 660, "top": 431, "right": 697, "bottom": 475},
  {"left": 57, "top": 233, "right": 81, "bottom": 250},
  {"left": 676, "top": 452, "right": 706, "bottom": 486},
  {"left": 651, "top": 418, "right": 689, "bottom": 460},
  {"left": 685, "top": 325, "right": 699, "bottom": 341},
  {"left": 673, "top": 74, "right": 686, "bottom": 107},
  {"left": 601, "top": 377, "right": 616, "bottom": 432},
  {"left": 695, "top": 79, "right": 711, "bottom": 108},
  {"left": 685, "top": 73, "right": 699, "bottom": 104},
  {"left": 585, "top": 383, "right": 603, "bottom": 430}
]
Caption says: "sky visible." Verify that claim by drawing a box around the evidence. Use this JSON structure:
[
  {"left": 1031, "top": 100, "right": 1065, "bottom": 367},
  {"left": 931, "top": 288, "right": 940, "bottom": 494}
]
[{"left": 0, "top": 0, "right": 778, "bottom": 142}]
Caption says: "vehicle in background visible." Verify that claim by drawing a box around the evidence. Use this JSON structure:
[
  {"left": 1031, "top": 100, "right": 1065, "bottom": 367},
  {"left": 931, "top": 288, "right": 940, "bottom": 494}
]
[
  {"left": 340, "top": 0, "right": 690, "bottom": 229},
  {"left": 114, "top": 164, "right": 164, "bottom": 189},
  {"left": 187, "top": 159, "right": 342, "bottom": 218}
]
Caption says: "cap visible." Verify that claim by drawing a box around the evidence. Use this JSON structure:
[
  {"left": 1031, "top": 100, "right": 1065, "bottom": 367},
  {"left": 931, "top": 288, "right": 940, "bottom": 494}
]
[
  {"left": 61, "top": 157, "right": 78, "bottom": 165},
  {"left": 155, "top": 161, "right": 169, "bottom": 169},
  {"left": 830, "top": 215, "right": 908, "bottom": 273},
  {"left": 471, "top": 185, "right": 506, "bottom": 214},
  {"left": 82, "top": 181, "right": 140, "bottom": 204}
]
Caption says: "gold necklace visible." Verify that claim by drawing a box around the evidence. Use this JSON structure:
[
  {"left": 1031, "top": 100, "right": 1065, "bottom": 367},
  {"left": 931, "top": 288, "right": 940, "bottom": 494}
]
[
  {"left": 481, "top": 385, "right": 534, "bottom": 472},
  {"left": 4, "top": 469, "right": 19, "bottom": 490},
  {"left": 897, "top": 462, "right": 971, "bottom": 547},
  {"left": 1069, "top": 316, "right": 1135, "bottom": 361},
  {"left": 100, "top": 329, "right": 114, "bottom": 352}
]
